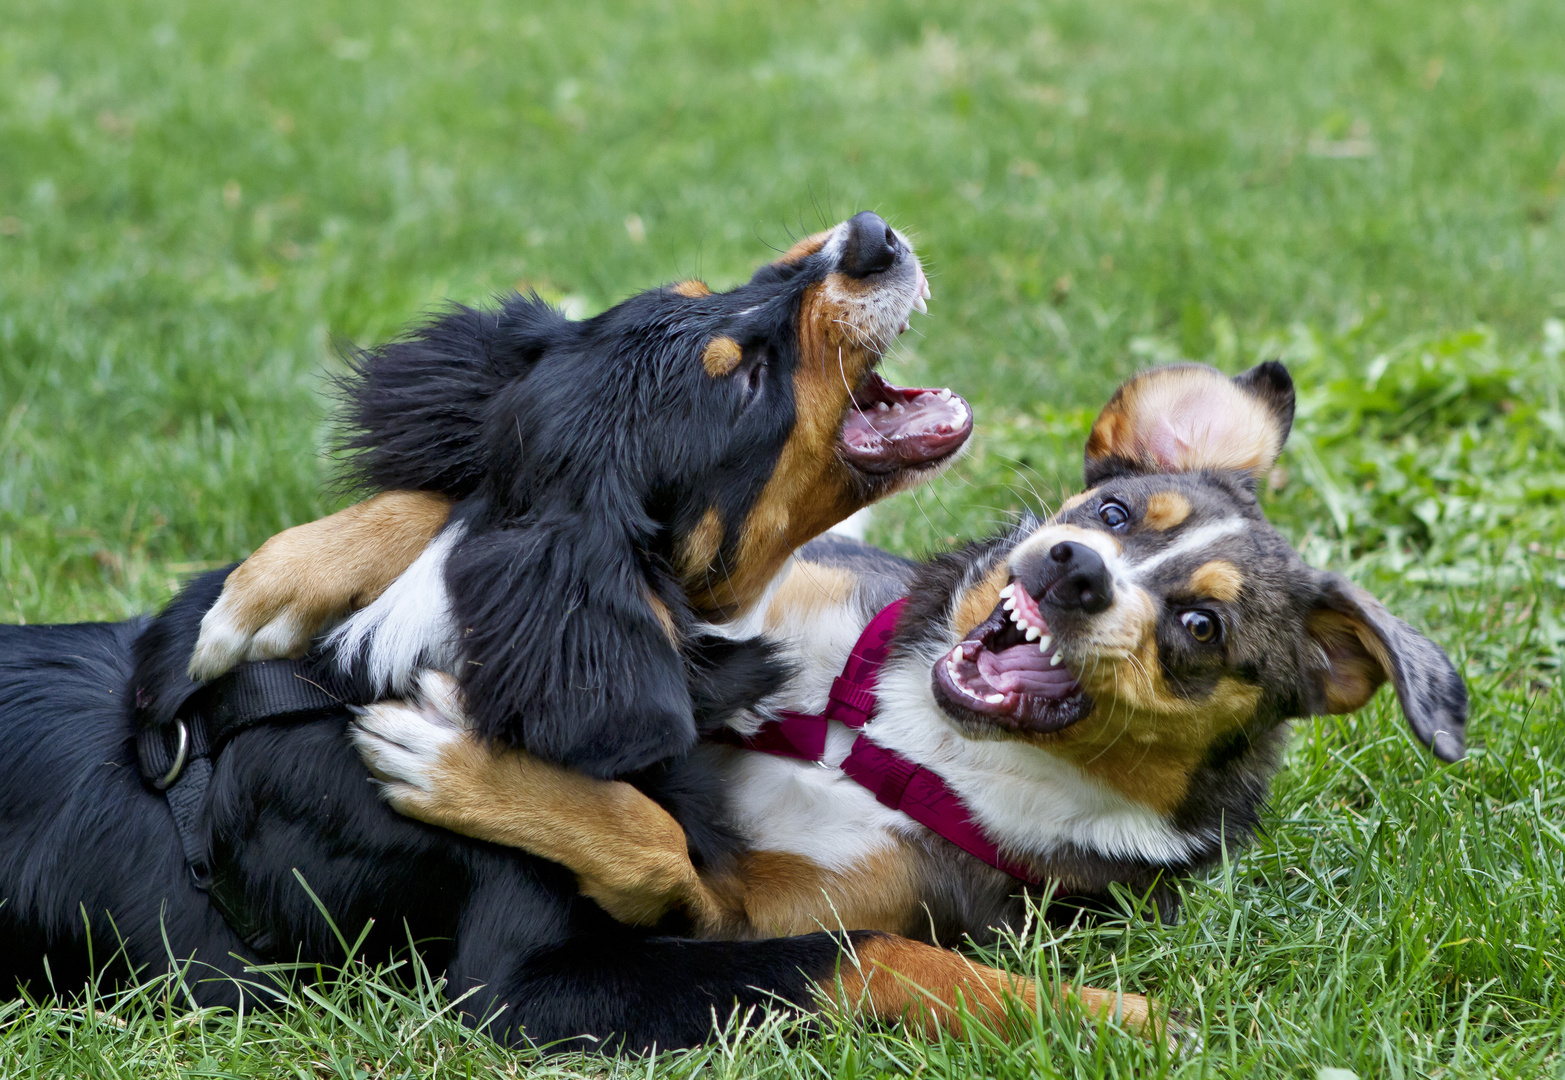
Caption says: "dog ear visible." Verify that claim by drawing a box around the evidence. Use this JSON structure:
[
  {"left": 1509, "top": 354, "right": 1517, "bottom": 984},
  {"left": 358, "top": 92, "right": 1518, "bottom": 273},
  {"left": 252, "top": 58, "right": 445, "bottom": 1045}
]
[
  {"left": 1303, "top": 573, "right": 1468, "bottom": 762},
  {"left": 444, "top": 513, "right": 697, "bottom": 779},
  {"left": 1084, "top": 361, "right": 1295, "bottom": 485}
]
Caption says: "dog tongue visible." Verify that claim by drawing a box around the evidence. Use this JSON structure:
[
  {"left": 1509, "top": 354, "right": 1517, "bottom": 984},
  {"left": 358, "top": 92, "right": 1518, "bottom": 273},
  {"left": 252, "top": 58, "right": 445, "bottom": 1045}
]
[{"left": 976, "top": 644, "right": 1079, "bottom": 697}]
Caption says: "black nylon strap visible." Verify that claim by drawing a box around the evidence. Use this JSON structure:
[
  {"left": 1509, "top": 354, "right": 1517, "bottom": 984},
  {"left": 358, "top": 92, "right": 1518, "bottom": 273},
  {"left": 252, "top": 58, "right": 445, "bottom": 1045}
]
[
  {"left": 148, "top": 658, "right": 349, "bottom": 958},
  {"left": 137, "top": 660, "right": 346, "bottom": 785},
  {"left": 164, "top": 756, "right": 215, "bottom": 881}
]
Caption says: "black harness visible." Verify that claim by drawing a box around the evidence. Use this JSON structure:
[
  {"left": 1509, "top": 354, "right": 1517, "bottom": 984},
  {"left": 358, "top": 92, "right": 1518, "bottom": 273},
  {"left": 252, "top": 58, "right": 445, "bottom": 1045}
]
[{"left": 135, "top": 659, "right": 348, "bottom": 953}]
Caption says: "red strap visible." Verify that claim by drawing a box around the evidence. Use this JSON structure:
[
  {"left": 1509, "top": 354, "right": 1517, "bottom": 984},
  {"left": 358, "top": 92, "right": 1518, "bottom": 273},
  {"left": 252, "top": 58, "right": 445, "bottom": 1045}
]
[
  {"left": 842, "top": 738, "right": 1040, "bottom": 884},
  {"left": 729, "top": 598, "right": 1040, "bottom": 886},
  {"left": 824, "top": 599, "right": 906, "bottom": 728}
]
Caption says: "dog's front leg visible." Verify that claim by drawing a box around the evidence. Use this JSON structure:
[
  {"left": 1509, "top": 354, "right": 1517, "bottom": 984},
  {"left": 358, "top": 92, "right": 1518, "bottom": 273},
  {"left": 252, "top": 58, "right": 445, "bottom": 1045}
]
[
  {"left": 188, "top": 490, "right": 451, "bottom": 680},
  {"left": 352, "top": 672, "right": 730, "bottom": 931}
]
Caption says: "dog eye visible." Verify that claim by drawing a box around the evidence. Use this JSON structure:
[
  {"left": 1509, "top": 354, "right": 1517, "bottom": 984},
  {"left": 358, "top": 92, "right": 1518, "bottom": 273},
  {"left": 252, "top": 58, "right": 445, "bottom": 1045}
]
[
  {"left": 1097, "top": 501, "right": 1129, "bottom": 531},
  {"left": 1180, "top": 610, "right": 1221, "bottom": 644}
]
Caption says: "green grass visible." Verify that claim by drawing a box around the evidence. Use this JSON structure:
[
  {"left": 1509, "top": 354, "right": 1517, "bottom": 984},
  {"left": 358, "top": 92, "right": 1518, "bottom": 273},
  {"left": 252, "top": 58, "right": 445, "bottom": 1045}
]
[{"left": 3, "top": 0, "right": 1564, "bottom": 1074}]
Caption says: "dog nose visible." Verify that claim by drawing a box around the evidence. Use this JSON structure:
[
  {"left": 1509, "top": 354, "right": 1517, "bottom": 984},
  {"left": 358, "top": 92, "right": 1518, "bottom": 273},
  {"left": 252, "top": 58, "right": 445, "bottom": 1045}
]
[
  {"left": 1045, "top": 541, "right": 1114, "bottom": 614},
  {"left": 839, "top": 211, "right": 902, "bottom": 277}
]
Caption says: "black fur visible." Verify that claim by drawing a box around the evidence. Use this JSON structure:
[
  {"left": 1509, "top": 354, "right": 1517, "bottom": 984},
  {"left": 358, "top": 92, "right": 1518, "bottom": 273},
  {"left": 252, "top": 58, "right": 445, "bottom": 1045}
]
[
  {"left": 327, "top": 279, "right": 831, "bottom": 776},
  {"left": 0, "top": 594, "right": 872, "bottom": 1049},
  {"left": 5, "top": 233, "right": 924, "bottom": 1048}
]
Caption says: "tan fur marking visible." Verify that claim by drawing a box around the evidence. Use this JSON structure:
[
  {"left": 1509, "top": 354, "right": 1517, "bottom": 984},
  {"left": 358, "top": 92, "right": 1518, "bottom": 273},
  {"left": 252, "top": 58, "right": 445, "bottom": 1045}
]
[
  {"left": 379, "top": 734, "right": 724, "bottom": 929},
  {"left": 189, "top": 491, "right": 452, "bottom": 679},
  {"left": 1086, "top": 365, "right": 1285, "bottom": 478},
  {"left": 706, "top": 846, "right": 919, "bottom": 939},
  {"left": 763, "top": 561, "right": 858, "bottom": 633},
  {"left": 1307, "top": 609, "right": 1392, "bottom": 713},
  {"left": 779, "top": 230, "right": 832, "bottom": 264},
  {"left": 678, "top": 507, "right": 725, "bottom": 584},
  {"left": 644, "top": 588, "right": 679, "bottom": 644},
  {"left": 952, "top": 562, "right": 1011, "bottom": 638},
  {"left": 671, "top": 279, "right": 711, "bottom": 298},
  {"left": 1054, "top": 488, "right": 1098, "bottom": 519},
  {"left": 1054, "top": 614, "right": 1264, "bottom": 813},
  {"left": 1144, "top": 490, "right": 1192, "bottom": 531},
  {"left": 1189, "top": 559, "right": 1244, "bottom": 603},
  {"left": 701, "top": 335, "right": 743, "bottom": 377},
  {"left": 692, "top": 277, "right": 881, "bottom": 615},
  {"left": 827, "top": 938, "right": 1170, "bottom": 1044}
]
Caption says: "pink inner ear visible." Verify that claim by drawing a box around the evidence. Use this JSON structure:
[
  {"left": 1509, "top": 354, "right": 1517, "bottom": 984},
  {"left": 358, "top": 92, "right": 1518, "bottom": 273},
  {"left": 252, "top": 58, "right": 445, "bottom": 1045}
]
[{"left": 1144, "top": 392, "right": 1248, "bottom": 470}]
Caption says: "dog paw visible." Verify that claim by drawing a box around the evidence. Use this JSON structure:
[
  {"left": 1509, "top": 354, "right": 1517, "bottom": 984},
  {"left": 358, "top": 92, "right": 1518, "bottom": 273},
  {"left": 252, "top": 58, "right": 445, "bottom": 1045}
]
[
  {"left": 350, "top": 671, "right": 475, "bottom": 809},
  {"left": 189, "top": 594, "right": 314, "bottom": 680}
]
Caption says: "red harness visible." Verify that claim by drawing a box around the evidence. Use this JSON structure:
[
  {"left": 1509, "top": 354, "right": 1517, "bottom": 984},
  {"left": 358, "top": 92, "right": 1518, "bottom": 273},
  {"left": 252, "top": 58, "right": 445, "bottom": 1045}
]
[{"left": 729, "top": 599, "right": 1041, "bottom": 885}]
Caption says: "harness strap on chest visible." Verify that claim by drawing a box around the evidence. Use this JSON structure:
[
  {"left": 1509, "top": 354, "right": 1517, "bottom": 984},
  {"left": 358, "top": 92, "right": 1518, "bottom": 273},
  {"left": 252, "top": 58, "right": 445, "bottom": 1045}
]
[
  {"left": 135, "top": 659, "right": 347, "bottom": 955},
  {"left": 731, "top": 598, "right": 1041, "bottom": 886}
]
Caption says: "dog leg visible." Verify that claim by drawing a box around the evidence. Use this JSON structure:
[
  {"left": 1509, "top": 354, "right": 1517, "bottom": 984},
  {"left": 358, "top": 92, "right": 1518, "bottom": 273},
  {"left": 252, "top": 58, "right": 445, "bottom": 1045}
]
[
  {"left": 829, "top": 936, "right": 1176, "bottom": 1047},
  {"left": 352, "top": 673, "right": 728, "bottom": 930},
  {"left": 189, "top": 491, "right": 451, "bottom": 680}
]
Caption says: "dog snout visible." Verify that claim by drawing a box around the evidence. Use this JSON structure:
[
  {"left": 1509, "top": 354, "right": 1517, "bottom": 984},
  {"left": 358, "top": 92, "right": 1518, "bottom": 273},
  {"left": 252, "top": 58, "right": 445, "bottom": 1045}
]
[
  {"left": 838, "top": 211, "right": 902, "bottom": 277},
  {"left": 1038, "top": 541, "right": 1114, "bottom": 615}
]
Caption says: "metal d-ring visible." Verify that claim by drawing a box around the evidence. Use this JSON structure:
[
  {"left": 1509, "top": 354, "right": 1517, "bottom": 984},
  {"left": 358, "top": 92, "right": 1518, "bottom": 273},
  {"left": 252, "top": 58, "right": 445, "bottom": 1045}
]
[{"left": 154, "top": 719, "right": 189, "bottom": 790}]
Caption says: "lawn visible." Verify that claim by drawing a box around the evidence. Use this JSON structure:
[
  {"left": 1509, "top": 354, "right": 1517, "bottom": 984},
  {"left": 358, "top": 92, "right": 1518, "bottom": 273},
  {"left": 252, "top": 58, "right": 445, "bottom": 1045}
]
[{"left": 3, "top": 0, "right": 1564, "bottom": 1075}]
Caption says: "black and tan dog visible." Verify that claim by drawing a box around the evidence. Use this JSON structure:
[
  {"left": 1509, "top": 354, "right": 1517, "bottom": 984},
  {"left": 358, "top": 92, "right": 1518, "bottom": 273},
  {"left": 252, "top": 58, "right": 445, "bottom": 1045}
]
[
  {"left": 196, "top": 361, "right": 1466, "bottom": 1044},
  {"left": 0, "top": 213, "right": 1018, "bottom": 1049}
]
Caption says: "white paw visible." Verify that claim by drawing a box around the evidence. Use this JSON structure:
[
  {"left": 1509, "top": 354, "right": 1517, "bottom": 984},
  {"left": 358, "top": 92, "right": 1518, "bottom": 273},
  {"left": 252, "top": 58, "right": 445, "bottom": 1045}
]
[
  {"left": 349, "top": 671, "right": 473, "bottom": 802},
  {"left": 188, "top": 595, "right": 315, "bottom": 680}
]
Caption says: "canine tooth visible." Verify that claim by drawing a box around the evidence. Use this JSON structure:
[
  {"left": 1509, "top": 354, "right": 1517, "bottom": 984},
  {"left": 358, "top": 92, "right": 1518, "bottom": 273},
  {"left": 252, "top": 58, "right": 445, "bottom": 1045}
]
[
  {"left": 913, "top": 295, "right": 928, "bottom": 315},
  {"left": 921, "top": 279, "right": 931, "bottom": 300},
  {"left": 1025, "top": 626, "right": 1041, "bottom": 642},
  {"left": 1037, "top": 635, "right": 1052, "bottom": 653},
  {"left": 898, "top": 319, "right": 910, "bottom": 333},
  {"left": 1050, "top": 653, "right": 1064, "bottom": 666},
  {"left": 985, "top": 694, "right": 1005, "bottom": 704}
]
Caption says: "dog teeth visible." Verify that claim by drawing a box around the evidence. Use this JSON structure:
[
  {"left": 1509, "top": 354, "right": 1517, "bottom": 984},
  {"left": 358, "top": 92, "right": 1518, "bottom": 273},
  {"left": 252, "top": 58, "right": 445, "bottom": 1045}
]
[
  {"left": 1037, "top": 635, "right": 1052, "bottom": 653},
  {"left": 1050, "top": 653, "right": 1064, "bottom": 666},
  {"left": 937, "top": 389, "right": 952, "bottom": 401},
  {"left": 875, "top": 401, "right": 889, "bottom": 412},
  {"left": 913, "top": 295, "right": 928, "bottom": 315},
  {"left": 921, "top": 279, "right": 932, "bottom": 300},
  {"left": 999, "top": 584, "right": 1014, "bottom": 599},
  {"left": 985, "top": 693, "right": 1005, "bottom": 704},
  {"left": 898, "top": 319, "right": 910, "bottom": 334},
  {"left": 1025, "top": 626, "right": 1041, "bottom": 642}
]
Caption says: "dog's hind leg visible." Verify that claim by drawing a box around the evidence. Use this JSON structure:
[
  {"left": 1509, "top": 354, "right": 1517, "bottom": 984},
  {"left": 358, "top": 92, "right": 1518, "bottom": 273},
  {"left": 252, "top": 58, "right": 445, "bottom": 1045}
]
[{"left": 189, "top": 491, "right": 451, "bottom": 680}]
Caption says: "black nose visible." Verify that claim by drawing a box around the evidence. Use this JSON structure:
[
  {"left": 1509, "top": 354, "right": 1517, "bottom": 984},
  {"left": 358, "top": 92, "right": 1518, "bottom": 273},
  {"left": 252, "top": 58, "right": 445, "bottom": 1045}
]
[
  {"left": 839, "top": 211, "right": 901, "bottom": 277},
  {"left": 1045, "top": 541, "right": 1114, "bottom": 614}
]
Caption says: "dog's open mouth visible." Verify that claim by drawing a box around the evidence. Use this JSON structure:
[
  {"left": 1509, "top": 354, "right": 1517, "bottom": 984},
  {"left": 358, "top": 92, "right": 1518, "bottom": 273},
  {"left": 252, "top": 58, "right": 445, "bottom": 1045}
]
[
  {"left": 840, "top": 371, "right": 972, "bottom": 474},
  {"left": 933, "top": 582, "right": 1092, "bottom": 734}
]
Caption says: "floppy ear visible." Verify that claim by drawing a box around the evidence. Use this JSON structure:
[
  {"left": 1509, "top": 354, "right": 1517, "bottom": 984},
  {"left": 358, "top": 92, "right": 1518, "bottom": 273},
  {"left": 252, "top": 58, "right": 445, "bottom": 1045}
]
[
  {"left": 1303, "top": 573, "right": 1468, "bottom": 762},
  {"left": 444, "top": 511, "right": 697, "bottom": 779},
  {"left": 1084, "top": 361, "right": 1295, "bottom": 484}
]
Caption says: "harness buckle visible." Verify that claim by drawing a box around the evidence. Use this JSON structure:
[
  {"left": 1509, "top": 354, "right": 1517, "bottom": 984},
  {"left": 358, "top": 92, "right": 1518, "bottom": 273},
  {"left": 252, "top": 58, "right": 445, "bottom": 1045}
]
[{"left": 152, "top": 719, "right": 189, "bottom": 790}]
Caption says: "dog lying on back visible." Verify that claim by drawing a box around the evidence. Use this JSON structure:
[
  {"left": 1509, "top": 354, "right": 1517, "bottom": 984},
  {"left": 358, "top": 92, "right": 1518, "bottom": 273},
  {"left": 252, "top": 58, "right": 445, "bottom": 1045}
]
[{"left": 195, "top": 362, "right": 1466, "bottom": 1039}]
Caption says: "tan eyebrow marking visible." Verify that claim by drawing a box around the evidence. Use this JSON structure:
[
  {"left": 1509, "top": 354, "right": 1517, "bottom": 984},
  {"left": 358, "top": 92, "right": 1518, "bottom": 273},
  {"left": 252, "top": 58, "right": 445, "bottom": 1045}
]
[
  {"left": 1189, "top": 559, "right": 1244, "bottom": 603},
  {"left": 1144, "top": 491, "right": 1191, "bottom": 531},
  {"left": 1054, "top": 488, "right": 1097, "bottom": 520},
  {"left": 671, "top": 279, "right": 710, "bottom": 298},
  {"left": 701, "top": 336, "right": 743, "bottom": 377}
]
